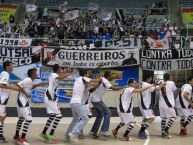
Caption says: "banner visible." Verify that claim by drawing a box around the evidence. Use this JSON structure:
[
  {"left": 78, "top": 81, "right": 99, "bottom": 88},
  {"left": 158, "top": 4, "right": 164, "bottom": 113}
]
[
  {"left": 147, "top": 37, "right": 169, "bottom": 49},
  {"left": 181, "top": 8, "right": 193, "bottom": 28},
  {"left": 141, "top": 49, "right": 193, "bottom": 71},
  {"left": 0, "top": 38, "right": 32, "bottom": 46},
  {"left": 43, "top": 48, "right": 139, "bottom": 68},
  {"left": 0, "top": 46, "right": 41, "bottom": 67},
  {"left": 64, "top": 9, "right": 79, "bottom": 21},
  {"left": 31, "top": 66, "right": 139, "bottom": 103},
  {"left": 0, "top": 4, "right": 17, "bottom": 23},
  {"left": 26, "top": 4, "right": 37, "bottom": 12}
]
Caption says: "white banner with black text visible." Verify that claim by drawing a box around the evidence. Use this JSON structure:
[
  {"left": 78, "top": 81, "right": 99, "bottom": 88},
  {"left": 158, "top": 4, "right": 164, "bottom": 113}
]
[
  {"left": 43, "top": 47, "right": 139, "bottom": 68},
  {"left": 141, "top": 49, "right": 193, "bottom": 71}
]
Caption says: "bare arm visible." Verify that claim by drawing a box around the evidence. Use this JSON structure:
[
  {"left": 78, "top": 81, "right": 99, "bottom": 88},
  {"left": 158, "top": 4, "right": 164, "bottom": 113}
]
[
  {"left": 133, "top": 84, "right": 154, "bottom": 93},
  {"left": 56, "top": 69, "right": 75, "bottom": 80},
  {"left": 90, "top": 77, "right": 102, "bottom": 84},
  {"left": 0, "top": 84, "right": 20, "bottom": 91},
  {"left": 110, "top": 86, "right": 125, "bottom": 90},
  {"left": 32, "top": 82, "right": 47, "bottom": 89},
  {"left": 155, "top": 84, "right": 165, "bottom": 91}
]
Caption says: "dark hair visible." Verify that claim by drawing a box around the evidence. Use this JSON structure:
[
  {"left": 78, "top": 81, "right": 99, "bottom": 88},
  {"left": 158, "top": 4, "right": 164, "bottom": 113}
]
[
  {"left": 3, "top": 60, "right": 12, "bottom": 71},
  {"left": 187, "top": 76, "right": 193, "bottom": 83},
  {"left": 104, "top": 70, "right": 111, "bottom": 79},
  {"left": 163, "top": 73, "right": 170, "bottom": 81},
  {"left": 79, "top": 69, "right": 87, "bottom": 77},
  {"left": 27, "top": 68, "right": 36, "bottom": 77},
  {"left": 143, "top": 74, "right": 153, "bottom": 82},
  {"left": 128, "top": 78, "right": 135, "bottom": 85},
  {"left": 52, "top": 64, "right": 60, "bottom": 73}
]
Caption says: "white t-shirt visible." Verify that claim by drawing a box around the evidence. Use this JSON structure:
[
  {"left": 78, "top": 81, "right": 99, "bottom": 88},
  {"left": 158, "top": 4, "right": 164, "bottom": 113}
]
[
  {"left": 0, "top": 71, "right": 10, "bottom": 105},
  {"left": 159, "top": 81, "right": 177, "bottom": 108},
  {"left": 91, "top": 77, "right": 112, "bottom": 102},
  {"left": 17, "top": 78, "right": 33, "bottom": 107},
  {"left": 140, "top": 82, "right": 155, "bottom": 109},
  {"left": 117, "top": 87, "right": 135, "bottom": 113},
  {"left": 81, "top": 83, "right": 92, "bottom": 105},
  {"left": 176, "top": 84, "right": 192, "bottom": 109},
  {"left": 47, "top": 73, "right": 59, "bottom": 100},
  {"left": 70, "top": 77, "right": 91, "bottom": 104}
]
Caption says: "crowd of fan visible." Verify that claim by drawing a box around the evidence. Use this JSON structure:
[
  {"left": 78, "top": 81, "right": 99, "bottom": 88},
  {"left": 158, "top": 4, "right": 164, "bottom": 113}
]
[{"left": 0, "top": 4, "right": 189, "bottom": 48}]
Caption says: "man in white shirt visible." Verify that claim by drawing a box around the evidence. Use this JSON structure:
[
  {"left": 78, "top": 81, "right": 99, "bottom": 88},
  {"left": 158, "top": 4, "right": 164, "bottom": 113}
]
[
  {"left": 40, "top": 64, "right": 74, "bottom": 142},
  {"left": 176, "top": 76, "right": 193, "bottom": 136},
  {"left": 159, "top": 73, "right": 177, "bottom": 139},
  {"left": 66, "top": 69, "right": 101, "bottom": 143},
  {"left": 13, "top": 68, "right": 43, "bottom": 145},
  {"left": 138, "top": 74, "right": 163, "bottom": 139},
  {"left": 0, "top": 60, "right": 13, "bottom": 143},
  {"left": 112, "top": 79, "right": 154, "bottom": 141},
  {"left": 89, "top": 71, "right": 124, "bottom": 138}
]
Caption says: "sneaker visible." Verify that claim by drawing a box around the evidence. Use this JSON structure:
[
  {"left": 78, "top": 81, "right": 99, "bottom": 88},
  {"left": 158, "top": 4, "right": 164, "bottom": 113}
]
[
  {"left": 13, "top": 136, "right": 22, "bottom": 143},
  {"left": 78, "top": 133, "right": 85, "bottom": 139},
  {"left": 138, "top": 131, "right": 147, "bottom": 139},
  {"left": 112, "top": 129, "right": 118, "bottom": 137},
  {"left": 39, "top": 133, "right": 48, "bottom": 140},
  {"left": 162, "top": 130, "right": 171, "bottom": 139},
  {"left": 180, "top": 128, "right": 188, "bottom": 136},
  {"left": 99, "top": 131, "right": 110, "bottom": 137},
  {"left": 20, "top": 138, "right": 30, "bottom": 145},
  {"left": 88, "top": 132, "right": 99, "bottom": 138},
  {"left": 69, "top": 133, "right": 79, "bottom": 144},
  {"left": 120, "top": 136, "right": 132, "bottom": 141},
  {"left": 47, "top": 134, "right": 60, "bottom": 142},
  {"left": 0, "top": 136, "right": 7, "bottom": 143}
]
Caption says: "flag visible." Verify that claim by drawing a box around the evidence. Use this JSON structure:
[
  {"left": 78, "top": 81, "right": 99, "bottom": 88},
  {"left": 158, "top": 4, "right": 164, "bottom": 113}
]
[
  {"left": 115, "top": 8, "right": 124, "bottom": 21},
  {"left": 88, "top": 3, "right": 99, "bottom": 11},
  {"left": 98, "top": 10, "right": 112, "bottom": 21},
  {"left": 58, "top": 1, "right": 68, "bottom": 13},
  {"left": 147, "top": 37, "right": 169, "bottom": 49},
  {"left": 26, "top": 4, "right": 37, "bottom": 12},
  {"left": 64, "top": 9, "right": 79, "bottom": 21}
]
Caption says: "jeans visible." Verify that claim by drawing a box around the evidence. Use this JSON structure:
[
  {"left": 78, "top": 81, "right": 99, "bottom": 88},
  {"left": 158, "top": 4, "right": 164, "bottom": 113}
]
[
  {"left": 90, "top": 101, "right": 111, "bottom": 134},
  {"left": 66, "top": 103, "right": 89, "bottom": 137}
]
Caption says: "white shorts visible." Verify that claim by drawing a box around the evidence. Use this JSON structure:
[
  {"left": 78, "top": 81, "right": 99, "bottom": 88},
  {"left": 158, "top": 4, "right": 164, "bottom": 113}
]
[
  {"left": 44, "top": 97, "right": 61, "bottom": 114},
  {"left": 140, "top": 107, "right": 155, "bottom": 119},
  {"left": 118, "top": 112, "right": 135, "bottom": 124},
  {"left": 0, "top": 105, "right": 6, "bottom": 117},
  {"left": 177, "top": 108, "right": 193, "bottom": 117},
  {"left": 159, "top": 108, "right": 176, "bottom": 118},
  {"left": 17, "top": 107, "right": 32, "bottom": 120}
]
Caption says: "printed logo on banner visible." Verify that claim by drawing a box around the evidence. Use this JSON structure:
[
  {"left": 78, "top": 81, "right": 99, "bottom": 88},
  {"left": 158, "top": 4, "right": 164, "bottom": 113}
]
[
  {"left": 18, "top": 39, "right": 29, "bottom": 46},
  {"left": 47, "top": 52, "right": 56, "bottom": 60},
  {"left": 0, "top": 38, "right": 32, "bottom": 46}
]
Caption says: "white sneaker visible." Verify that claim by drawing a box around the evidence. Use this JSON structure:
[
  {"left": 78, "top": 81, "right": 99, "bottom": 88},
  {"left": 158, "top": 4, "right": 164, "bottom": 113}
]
[
  {"left": 99, "top": 131, "right": 110, "bottom": 137},
  {"left": 69, "top": 133, "right": 79, "bottom": 144}
]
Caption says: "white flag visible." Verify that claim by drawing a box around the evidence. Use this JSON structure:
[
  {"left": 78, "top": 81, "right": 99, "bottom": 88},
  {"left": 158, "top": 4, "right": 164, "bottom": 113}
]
[
  {"left": 88, "top": 3, "right": 99, "bottom": 11},
  {"left": 147, "top": 37, "right": 169, "bottom": 49},
  {"left": 58, "top": 1, "right": 68, "bottom": 13},
  {"left": 99, "top": 11, "right": 112, "bottom": 21},
  {"left": 64, "top": 9, "right": 79, "bottom": 21},
  {"left": 26, "top": 4, "right": 37, "bottom": 12}
]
